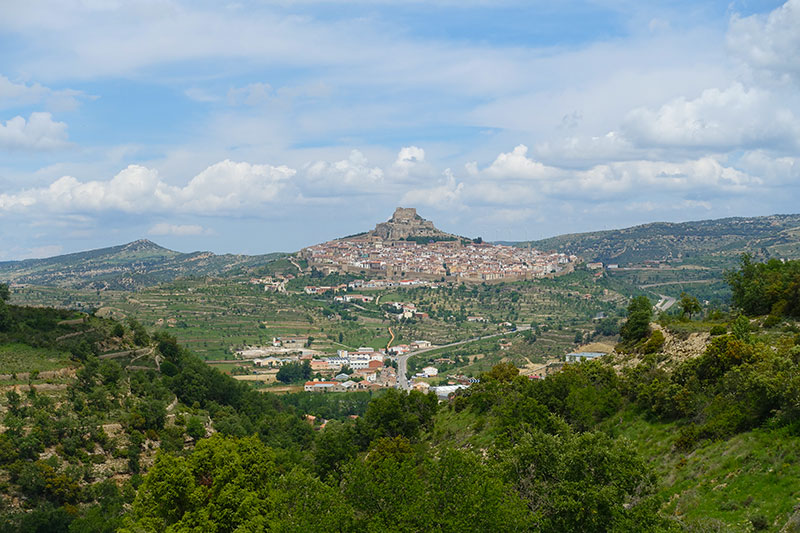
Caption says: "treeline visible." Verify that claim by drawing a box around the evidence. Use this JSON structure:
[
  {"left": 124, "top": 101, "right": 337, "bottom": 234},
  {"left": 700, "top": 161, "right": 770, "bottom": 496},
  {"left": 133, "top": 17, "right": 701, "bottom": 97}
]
[
  {"left": 726, "top": 254, "right": 800, "bottom": 317},
  {"left": 0, "top": 299, "right": 313, "bottom": 531}
]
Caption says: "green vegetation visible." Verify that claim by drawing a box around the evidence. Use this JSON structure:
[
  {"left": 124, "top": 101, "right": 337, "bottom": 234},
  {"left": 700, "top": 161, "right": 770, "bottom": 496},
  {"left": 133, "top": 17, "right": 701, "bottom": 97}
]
[
  {"left": 0, "top": 239, "right": 284, "bottom": 290},
  {"left": 2, "top": 254, "right": 800, "bottom": 531},
  {"left": 726, "top": 254, "right": 800, "bottom": 317},
  {"left": 5, "top": 229, "right": 800, "bottom": 530},
  {"left": 276, "top": 360, "right": 312, "bottom": 383}
]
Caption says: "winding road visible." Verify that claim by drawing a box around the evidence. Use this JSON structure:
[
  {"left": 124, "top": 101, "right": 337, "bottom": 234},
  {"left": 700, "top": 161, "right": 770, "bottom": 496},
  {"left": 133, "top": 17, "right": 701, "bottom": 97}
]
[{"left": 396, "top": 326, "right": 530, "bottom": 390}]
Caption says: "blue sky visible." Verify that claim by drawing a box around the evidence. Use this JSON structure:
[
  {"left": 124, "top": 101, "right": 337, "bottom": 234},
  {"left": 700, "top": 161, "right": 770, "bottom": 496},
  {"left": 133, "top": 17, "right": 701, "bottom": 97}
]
[{"left": 1, "top": 0, "right": 798, "bottom": 259}]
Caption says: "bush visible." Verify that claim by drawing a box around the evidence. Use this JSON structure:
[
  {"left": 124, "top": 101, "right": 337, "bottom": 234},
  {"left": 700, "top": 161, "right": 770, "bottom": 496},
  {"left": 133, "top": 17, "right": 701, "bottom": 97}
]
[
  {"left": 642, "top": 330, "right": 665, "bottom": 354},
  {"left": 710, "top": 324, "right": 727, "bottom": 336}
]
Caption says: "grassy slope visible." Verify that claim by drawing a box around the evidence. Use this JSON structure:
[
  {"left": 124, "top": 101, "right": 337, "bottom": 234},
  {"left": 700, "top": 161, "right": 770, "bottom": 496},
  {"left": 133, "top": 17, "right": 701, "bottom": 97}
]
[
  {"left": 606, "top": 409, "right": 800, "bottom": 531},
  {"left": 0, "top": 343, "right": 74, "bottom": 374},
  {"left": 426, "top": 400, "right": 800, "bottom": 532}
]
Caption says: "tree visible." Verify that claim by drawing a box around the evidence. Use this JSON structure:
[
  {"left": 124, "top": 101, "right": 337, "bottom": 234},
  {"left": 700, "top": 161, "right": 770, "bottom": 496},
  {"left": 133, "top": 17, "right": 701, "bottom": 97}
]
[
  {"left": 731, "top": 315, "right": 752, "bottom": 343},
  {"left": 499, "top": 428, "right": 665, "bottom": 533},
  {"left": 111, "top": 322, "right": 125, "bottom": 338},
  {"left": 0, "top": 306, "right": 11, "bottom": 332},
  {"left": 276, "top": 361, "right": 312, "bottom": 384},
  {"left": 620, "top": 296, "right": 652, "bottom": 344},
  {"left": 186, "top": 416, "right": 206, "bottom": 440},
  {"left": 0, "top": 282, "right": 10, "bottom": 301},
  {"left": 482, "top": 362, "right": 519, "bottom": 383},
  {"left": 678, "top": 292, "right": 701, "bottom": 319}
]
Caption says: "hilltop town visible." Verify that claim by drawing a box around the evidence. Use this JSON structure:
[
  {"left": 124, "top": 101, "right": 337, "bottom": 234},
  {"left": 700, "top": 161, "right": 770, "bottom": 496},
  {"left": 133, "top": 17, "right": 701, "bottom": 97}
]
[{"left": 302, "top": 208, "right": 576, "bottom": 281}]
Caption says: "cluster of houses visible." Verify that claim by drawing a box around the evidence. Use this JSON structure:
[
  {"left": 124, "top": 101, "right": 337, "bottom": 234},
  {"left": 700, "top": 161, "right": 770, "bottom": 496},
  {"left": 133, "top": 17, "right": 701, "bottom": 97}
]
[
  {"left": 333, "top": 294, "right": 374, "bottom": 304},
  {"left": 302, "top": 238, "right": 577, "bottom": 282},
  {"left": 387, "top": 301, "right": 429, "bottom": 320},
  {"left": 249, "top": 275, "right": 290, "bottom": 293},
  {"left": 304, "top": 378, "right": 375, "bottom": 393},
  {"left": 304, "top": 278, "right": 438, "bottom": 296}
]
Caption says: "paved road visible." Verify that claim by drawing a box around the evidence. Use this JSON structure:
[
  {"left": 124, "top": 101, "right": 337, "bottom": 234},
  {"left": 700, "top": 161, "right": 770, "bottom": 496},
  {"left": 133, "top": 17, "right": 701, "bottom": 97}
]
[
  {"left": 639, "top": 279, "right": 716, "bottom": 289},
  {"left": 396, "top": 326, "right": 530, "bottom": 390},
  {"left": 654, "top": 294, "right": 677, "bottom": 312}
]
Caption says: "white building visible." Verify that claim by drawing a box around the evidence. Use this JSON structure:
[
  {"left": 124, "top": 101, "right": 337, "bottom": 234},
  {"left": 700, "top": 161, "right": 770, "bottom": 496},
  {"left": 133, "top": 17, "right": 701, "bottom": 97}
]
[{"left": 422, "top": 366, "right": 438, "bottom": 377}]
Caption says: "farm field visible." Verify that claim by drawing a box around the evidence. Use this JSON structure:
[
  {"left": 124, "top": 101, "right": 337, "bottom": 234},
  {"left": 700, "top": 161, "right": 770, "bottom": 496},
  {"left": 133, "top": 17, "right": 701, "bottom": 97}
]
[{"left": 10, "top": 268, "right": 631, "bottom": 371}]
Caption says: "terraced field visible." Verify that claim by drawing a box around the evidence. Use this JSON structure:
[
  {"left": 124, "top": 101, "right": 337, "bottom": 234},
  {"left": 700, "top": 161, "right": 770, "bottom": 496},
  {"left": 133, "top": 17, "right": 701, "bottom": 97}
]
[{"left": 11, "top": 268, "right": 628, "bottom": 365}]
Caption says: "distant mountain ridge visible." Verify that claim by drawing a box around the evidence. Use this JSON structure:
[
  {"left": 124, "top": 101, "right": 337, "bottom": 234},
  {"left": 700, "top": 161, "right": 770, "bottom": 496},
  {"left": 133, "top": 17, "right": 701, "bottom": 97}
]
[
  {"left": 0, "top": 239, "right": 284, "bottom": 290},
  {"left": 517, "top": 214, "right": 800, "bottom": 266}
]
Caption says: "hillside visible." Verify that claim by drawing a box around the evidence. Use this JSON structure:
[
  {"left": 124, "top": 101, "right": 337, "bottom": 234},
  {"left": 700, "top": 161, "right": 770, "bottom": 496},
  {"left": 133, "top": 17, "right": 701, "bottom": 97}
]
[
  {"left": 2, "top": 258, "right": 800, "bottom": 531},
  {"left": 0, "top": 239, "right": 285, "bottom": 290},
  {"left": 521, "top": 214, "right": 800, "bottom": 267}
]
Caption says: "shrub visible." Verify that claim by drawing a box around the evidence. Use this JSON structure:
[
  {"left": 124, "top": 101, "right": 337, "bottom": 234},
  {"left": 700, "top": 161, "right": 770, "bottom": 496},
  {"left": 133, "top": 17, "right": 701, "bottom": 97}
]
[
  {"left": 642, "top": 330, "right": 665, "bottom": 354},
  {"left": 710, "top": 324, "right": 727, "bottom": 336}
]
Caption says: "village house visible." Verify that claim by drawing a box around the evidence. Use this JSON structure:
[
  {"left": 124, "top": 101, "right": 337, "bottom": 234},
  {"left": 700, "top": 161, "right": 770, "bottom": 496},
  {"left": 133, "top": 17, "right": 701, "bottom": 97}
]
[
  {"left": 304, "top": 381, "right": 337, "bottom": 392},
  {"left": 412, "top": 381, "right": 431, "bottom": 393},
  {"left": 421, "top": 366, "right": 438, "bottom": 377}
]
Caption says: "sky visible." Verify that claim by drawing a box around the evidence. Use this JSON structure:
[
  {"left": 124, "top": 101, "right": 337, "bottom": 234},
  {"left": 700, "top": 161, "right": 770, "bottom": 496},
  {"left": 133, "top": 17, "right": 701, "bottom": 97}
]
[{"left": 1, "top": 0, "right": 799, "bottom": 259}]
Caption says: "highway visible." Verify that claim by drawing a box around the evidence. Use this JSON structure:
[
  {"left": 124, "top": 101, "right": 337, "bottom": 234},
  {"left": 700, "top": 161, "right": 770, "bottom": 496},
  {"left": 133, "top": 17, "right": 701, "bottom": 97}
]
[{"left": 396, "top": 326, "right": 530, "bottom": 390}]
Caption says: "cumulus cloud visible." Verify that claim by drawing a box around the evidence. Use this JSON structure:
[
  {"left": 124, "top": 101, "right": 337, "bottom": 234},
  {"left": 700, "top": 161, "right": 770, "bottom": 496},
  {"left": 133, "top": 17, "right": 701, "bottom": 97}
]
[
  {"left": 727, "top": 0, "right": 800, "bottom": 84},
  {"left": 482, "top": 145, "right": 552, "bottom": 180},
  {"left": 393, "top": 146, "right": 425, "bottom": 172},
  {"left": 303, "top": 150, "right": 383, "bottom": 190},
  {"left": 738, "top": 150, "right": 800, "bottom": 184},
  {"left": 179, "top": 160, "right": 294, "bottom": 211},
  {"left": 567, "top": 157, "right": 758, "bottom": 199},
  {"left": 401, "top": 169, "right": 463, "bottom": 207},
  {"left": 535, "top": 132, "right": 636, "bottom": 167},
  {"left": 0, "top": 160, "right": 294, "bottom": 215},
  {"left": 148, "top": 223, "right": 209, "bottom": 236},
  {"left": 459, "top": 143, "right": 764, "bottom": 207},
  {"left": 622, "top": 83, "right": 799, "bottom": 151},
  {"left": 0, "top": 112, "right": 70, "bottom": 150}
]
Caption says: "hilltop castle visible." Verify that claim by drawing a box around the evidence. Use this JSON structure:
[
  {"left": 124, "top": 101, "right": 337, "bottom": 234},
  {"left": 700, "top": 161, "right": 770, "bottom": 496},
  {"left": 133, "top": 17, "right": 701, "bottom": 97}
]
[{"left": 370, "top": 207, "right": 455, "bottom": 241}]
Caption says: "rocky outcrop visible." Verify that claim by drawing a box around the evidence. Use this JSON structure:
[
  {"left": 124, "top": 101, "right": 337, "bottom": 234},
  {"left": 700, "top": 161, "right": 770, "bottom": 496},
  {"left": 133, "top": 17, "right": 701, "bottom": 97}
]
[{"left": 371, "top": 207, "right": 457, "bottom": 241}]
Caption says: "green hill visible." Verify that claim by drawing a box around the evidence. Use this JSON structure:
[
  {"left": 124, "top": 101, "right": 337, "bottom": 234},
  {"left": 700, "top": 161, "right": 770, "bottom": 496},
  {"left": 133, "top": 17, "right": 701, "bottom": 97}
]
[
  {"left": 519, "top": 214, "right": 800, "bottom": 267},
  {"left": 0, "top": 239, "right": 286, "bottom": 290},
  {"left": 2, "top": 256, "right": 800, "bottom": 531}
]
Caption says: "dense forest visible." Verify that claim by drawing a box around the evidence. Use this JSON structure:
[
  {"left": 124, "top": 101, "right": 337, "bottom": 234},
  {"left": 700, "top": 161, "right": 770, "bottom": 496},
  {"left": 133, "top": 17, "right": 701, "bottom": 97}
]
[{"left": 2, "top": 257, "right": 800, "bottom": 531}]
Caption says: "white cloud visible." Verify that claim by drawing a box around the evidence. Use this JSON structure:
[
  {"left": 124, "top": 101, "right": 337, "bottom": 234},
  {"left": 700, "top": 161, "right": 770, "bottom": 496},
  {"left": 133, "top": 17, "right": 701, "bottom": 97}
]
[
  {"left": 567, "top": 157, "right": 758, "bottom": 198},
  {"left": 148, "top": 223, "right": 209, "bottom": 236},
  {"left": 535, "top": 132, "right": 637, "bottom": 167},
  {"left": 727, "top": 0, "right": 800, "bottom": 84},
  {"left": 0, "top": 112, "right": 70, "bottom": 150},
  {"left": 738, "top": 150, "right": 800, "bottom": 184},
  {"left": 178, "top": 160, "right": 294, "bottom": 211},
  {"left": 482, "top": 145, "right": 552, "bottom": 180},
  {"left": 0, "top": 75, "right": 84, "bottom": 111},
  {"left": 303, "top": 150, "right": 383, "bottom": 190},
  {"left": 622, "top": 83, "right": 799, "bottom": 151},
  {"left": 394, "top": 146, "right": 425, "bottom": 169},
  {"left": 0, "top": 159, "right": 294, "bottom": 215},
  {"left": 388, "top": 146, "right": 432, "bottom": 180},
  {"left": 401, "top": 169, "right": 463, "bottom": 207}
]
